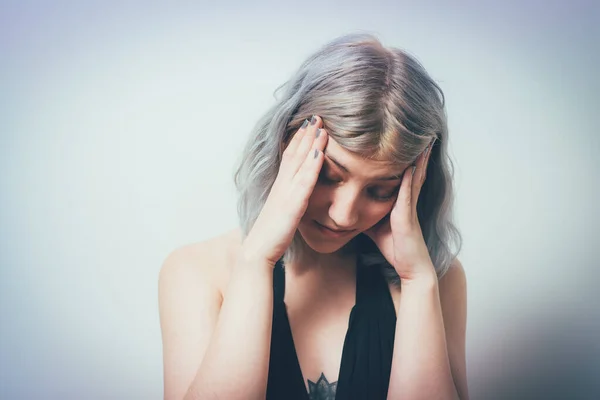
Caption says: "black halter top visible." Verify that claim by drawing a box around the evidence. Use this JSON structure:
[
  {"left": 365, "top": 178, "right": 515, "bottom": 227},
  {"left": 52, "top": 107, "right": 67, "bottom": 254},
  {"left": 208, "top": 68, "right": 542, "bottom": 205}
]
[{"left": 266, "top": 257, "right": 397, "bottom": 399}]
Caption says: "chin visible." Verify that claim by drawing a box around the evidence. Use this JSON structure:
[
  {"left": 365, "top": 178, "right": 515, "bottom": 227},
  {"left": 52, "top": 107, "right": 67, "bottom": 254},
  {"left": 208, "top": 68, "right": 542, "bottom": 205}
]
[{"left": 297, "top": 221, "right": 358, "bottom": 254}]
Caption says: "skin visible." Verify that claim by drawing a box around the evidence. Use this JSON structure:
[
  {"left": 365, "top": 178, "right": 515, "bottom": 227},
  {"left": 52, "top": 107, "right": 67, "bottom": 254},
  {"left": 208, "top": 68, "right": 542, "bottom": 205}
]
[
  {"left": 275, "top": 135, "right": 411, "bottom": 398},
  {"left": 159, "top": 117, "right": 468, "bottom": 400},
  {"left": 294, "top": 135, "right": 410, "bottom": 270}
]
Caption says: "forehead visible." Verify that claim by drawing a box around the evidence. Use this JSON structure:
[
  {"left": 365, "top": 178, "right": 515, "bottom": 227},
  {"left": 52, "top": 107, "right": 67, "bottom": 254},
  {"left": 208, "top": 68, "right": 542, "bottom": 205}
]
[{"left": 323, "top": 138, "right": 408, "bottom": 179}]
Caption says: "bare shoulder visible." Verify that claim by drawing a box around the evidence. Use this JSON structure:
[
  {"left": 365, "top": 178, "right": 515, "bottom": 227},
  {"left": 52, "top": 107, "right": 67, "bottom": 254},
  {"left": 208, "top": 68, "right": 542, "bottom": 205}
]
[
  {"left": 159, "top": 227, "right": 244, "bottom": 297},
  {"left": 439, "top": 258, "right": 467, "bottom": 295},
  {"left": 158, "top": 227, "right": 245, "bottom": 400}
]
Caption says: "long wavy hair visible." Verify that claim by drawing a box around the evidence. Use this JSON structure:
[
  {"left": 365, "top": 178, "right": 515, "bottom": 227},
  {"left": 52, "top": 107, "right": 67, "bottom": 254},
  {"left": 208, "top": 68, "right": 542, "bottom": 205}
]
[{"left": 233, "top": 32, "right": 462, "bottom": 285}]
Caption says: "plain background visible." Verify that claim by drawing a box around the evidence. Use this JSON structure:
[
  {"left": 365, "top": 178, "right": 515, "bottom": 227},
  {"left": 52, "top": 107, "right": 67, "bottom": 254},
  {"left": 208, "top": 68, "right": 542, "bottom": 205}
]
[{"left": 1, "top": 1, "right": 599, "bottom": 399}]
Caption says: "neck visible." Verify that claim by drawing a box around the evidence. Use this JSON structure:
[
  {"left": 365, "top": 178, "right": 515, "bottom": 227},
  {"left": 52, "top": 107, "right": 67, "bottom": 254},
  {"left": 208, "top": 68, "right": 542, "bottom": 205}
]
[{"left": 286, "top": 237, "right": 358, "bottom": 276}]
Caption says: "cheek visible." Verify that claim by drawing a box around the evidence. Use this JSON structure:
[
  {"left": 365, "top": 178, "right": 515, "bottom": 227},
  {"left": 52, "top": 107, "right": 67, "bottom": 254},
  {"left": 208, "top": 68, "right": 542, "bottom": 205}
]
[
  {"left": 303, "top": 186, "right": 329, "bottom": 214},
  {"left": 362, "top": 203, "right": 395, "bottom": 224}
]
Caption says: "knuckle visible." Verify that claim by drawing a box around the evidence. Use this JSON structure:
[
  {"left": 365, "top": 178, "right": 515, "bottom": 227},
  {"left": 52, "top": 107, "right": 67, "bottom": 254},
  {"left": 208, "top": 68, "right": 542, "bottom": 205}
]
[
  {"left": 295, "top": 174, "right": 309, "bottom": 189},
  {"left": 280, "top": 155, "right": 293, "bottom": 170},
  {"left": 294, "top": 174, "right": 313, "bottom": 195}
]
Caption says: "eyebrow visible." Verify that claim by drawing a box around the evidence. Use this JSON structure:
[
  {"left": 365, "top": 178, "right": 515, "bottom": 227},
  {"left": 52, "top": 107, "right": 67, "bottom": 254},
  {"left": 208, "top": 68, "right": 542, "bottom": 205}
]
[{"left": 324, "top": 153, "right": 404, "bottom": 181}]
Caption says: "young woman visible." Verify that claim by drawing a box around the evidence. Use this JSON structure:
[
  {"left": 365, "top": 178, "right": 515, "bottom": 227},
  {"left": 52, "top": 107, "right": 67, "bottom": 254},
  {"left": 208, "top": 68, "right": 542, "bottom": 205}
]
[{"left": 159, "top": 33, "right": 468, "bottom": 400}]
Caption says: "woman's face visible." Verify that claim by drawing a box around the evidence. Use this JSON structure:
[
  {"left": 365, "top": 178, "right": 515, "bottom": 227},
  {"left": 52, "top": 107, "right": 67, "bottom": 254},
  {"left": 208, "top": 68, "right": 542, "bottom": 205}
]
[{"left": 298, "top": 137, "right": 411, "bottom": 254}]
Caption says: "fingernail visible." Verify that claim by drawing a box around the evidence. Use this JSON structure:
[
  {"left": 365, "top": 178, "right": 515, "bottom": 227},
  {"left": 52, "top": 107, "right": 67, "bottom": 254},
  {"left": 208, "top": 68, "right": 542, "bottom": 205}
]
[
  {"left": 412, "top": 165, "right": 416, "bottom": 176},
  {"left": 301, "top": 119, "right": 309, "bottom": 129},
  {"left": 316, "top": 128, "right": 321, "bottom": 138},
  {"left": 310, "top": 115, "right": 317, "bottom": 125},
  {"left": 314, "top": 149, "right": 319, "bottom": 159}
]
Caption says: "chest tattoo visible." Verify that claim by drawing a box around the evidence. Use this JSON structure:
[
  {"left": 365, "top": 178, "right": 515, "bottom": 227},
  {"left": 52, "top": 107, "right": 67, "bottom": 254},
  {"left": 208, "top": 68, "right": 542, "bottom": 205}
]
[{"left": 307, "top": 373, "right": 337, "bottom": 400}]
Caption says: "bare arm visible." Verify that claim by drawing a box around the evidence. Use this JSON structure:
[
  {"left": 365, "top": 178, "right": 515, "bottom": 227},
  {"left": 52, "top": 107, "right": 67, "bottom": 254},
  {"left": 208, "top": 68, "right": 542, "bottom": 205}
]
[
  {"left": 387, "top": 261, "right": 468, "bottom": 400},
  {"left": 159, "top": 243, "right": 274, "bottom": 400},
  {"left": 159, "top": 116, "right": 328, "bottom": 399}
]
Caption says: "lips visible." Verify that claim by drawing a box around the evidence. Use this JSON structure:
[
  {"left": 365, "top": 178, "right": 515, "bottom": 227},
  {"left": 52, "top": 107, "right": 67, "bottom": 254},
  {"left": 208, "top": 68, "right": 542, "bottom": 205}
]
[
  {"left": 319, "top": 223, "right": 350, "bottom": 233},
  {"left": 314, "top": 221, "right": 354, "bottom": 234}
]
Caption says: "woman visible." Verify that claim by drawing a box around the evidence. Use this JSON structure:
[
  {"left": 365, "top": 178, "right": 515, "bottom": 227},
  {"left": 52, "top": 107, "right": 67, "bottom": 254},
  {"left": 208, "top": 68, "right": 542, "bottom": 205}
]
[{"left": 159, "top": 33, "right": 468, "bottom": 400}]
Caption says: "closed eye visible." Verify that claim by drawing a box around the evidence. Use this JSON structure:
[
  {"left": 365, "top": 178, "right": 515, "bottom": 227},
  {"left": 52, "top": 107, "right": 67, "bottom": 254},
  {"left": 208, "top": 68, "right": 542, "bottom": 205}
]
[{"left": 318, "top": 172, "right": 400, "bottom": 202}]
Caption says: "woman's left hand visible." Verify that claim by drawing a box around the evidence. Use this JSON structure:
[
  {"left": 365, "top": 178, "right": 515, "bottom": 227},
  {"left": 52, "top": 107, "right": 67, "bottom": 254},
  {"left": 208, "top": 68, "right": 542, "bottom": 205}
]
[{"left": 364, "top": 139, "right": 437, "bottom": 283}]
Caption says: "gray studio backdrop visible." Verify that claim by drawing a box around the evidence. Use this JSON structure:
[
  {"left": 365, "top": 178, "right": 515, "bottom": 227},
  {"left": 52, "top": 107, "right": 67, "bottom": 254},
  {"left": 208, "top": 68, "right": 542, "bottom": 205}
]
[{"left": 1, "top": 1, "right": 598, "bottom": 399}]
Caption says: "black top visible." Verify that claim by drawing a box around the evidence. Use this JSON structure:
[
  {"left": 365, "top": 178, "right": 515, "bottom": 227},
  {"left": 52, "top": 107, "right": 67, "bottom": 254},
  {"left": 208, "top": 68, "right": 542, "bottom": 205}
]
[{"left": 266, "top": 257, "right": 397, "bottom": 399}]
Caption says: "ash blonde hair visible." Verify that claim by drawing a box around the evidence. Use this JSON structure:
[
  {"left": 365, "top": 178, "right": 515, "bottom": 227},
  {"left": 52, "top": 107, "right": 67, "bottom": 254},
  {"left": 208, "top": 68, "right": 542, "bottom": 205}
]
[{"left": 234, "top": 32, "right": 462, "bottom": 284}]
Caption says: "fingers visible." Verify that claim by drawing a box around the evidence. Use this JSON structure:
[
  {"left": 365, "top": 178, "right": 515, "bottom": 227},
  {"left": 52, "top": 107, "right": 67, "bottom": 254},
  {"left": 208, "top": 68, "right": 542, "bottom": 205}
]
[
  {"left": 280, "top": 115, "right": 322, "bottom": 179},
  {"left": 291, "top": 115, "right": 322, "bottom": 174},
  {"left": 396, "top": 138, "right": 436, "bottom": 219},
  {"left": 283, "top": 119, "right": 309, "bottom": 158},
  {"left": 397, "top": 164, "right": 414, "bottom": 211},
  {"left": 419, "top": 139, "right": 435, "bottom": 186},
  {"left": 410, "top": 139, "right": 436, "bottom": 209},
  {"left": 291, "top": 123, "right": 328, "bottom": 209}
]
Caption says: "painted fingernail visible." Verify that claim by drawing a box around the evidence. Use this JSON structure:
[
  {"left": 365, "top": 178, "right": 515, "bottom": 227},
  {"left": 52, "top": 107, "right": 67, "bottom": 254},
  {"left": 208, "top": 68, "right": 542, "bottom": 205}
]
[
  {"left": 310, "top": 115, "right": 317, "bottom": 125},
  {"left": 314, "top": 149, "right": 319, "bottom": 159},
  {"left": 412, "top": 165, "right": 416, "bottom": 176},
  {"left": 316, "top": 128, "right": 321, "bottom": 138},
  {"left": 301, "top": 119, "right": 309, "bottom": 129}
]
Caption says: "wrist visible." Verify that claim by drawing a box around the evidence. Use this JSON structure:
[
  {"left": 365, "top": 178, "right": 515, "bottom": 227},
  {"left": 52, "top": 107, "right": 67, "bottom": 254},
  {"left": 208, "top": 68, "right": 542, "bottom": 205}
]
[
  {"left": 400, "top": 272, "right": 438, "bottom": 292},
  {"left": 236, "top": 243, "right": 276, "bottom": 271}
]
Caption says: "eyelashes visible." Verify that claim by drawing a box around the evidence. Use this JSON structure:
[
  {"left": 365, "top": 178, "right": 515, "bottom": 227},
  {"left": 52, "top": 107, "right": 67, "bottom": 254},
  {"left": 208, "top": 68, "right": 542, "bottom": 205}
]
[{"left": 318, "top": 173, "right": 400, "bottom": 202}]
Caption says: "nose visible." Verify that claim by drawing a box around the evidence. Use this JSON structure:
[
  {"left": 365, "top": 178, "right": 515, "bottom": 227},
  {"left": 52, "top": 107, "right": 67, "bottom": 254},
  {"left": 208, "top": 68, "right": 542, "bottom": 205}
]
[{"left": 327, "top": 186, "right": 360, "bottom": 230}]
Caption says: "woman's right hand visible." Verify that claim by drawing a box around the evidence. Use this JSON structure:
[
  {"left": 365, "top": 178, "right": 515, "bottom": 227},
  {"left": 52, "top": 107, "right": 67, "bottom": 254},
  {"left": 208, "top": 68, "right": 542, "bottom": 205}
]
[{"left": 240, "top": 115, "right": 328, "bottom": 267}]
